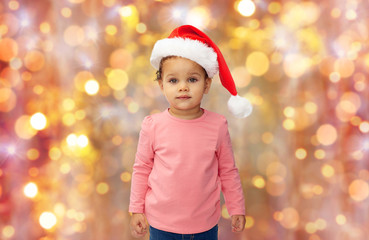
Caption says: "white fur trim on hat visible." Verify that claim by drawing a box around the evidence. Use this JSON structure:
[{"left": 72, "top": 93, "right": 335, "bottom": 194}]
[
  {"left": 150, "top": 37, "right": 219, "bottom": 78},
  {"left": 228, "top": 95, "right": 253, "bottom": 118}
]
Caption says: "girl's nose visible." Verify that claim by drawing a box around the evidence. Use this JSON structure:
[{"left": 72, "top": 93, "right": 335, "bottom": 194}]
[{"left": 178, "top": 82, "right": 189, "bottom": 91}]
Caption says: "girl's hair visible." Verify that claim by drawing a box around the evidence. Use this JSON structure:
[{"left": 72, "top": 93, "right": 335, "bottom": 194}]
[{"left": 155, "top": 56, "right": 209, "bottom": 81}]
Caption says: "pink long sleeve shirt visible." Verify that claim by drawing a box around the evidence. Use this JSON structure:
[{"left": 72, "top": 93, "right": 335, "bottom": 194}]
[{"left": 129, "top": 109, "right": 245, "bottom": 234}]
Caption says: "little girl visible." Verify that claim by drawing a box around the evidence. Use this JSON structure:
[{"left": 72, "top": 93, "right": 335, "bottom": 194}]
[{"left": 129, "top": 25, "right": 252, "bottom": 240}]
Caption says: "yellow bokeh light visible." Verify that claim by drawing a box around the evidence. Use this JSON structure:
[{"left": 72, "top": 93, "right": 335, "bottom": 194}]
[
  {"left": 64, "top": 25, "right": 85, "bottom": 46},
  {"left": 245, "top": 216, "right": 254, "bottom": 229},
  {"left": 314, "top": 149, "right": 325, "bottom": 160},
  {"left": 119, "top": 6, "right": 133, "bottom": 17},
  {"left": 279, "top": 207, "right": 299, "bottom": 229},
  {"left": 63, "top": 113, "right": 76, "bottom": 126},
  {"left": 120, "top": 172, "right": 132, "bottom": 183},
  {"left": 77, "top": 135, "right": 89, "bottom": 148},
  {"left": 336, "top": 214, "right": 346, "bottom": 225},
  {"left": 283, "top": 106, "right": 295, "bottom": 118},
  {"left": 66, "top": 134, "right": 78, "bottom": 146},
  {"left": 359, "top": 121, "right": 369, "bottom": 133},
  {"left": 62, "top": 98, "right": 75, "bottom": 111},
  {"left": 24, "top": 50, "right": 45, "bottom": 72},
  {"left": 246, "top": 51, "right": 269, "bottom": 76},
  {"left": 283, "top": 119, "right": 295, "bottom": 131},
  {"left": 268, "top": 2, "right": 281, "bottom": 14},
  {"left": 321, "top": 164, "right": 335, "bottom": 178},
  {"left": 107, "top": 69, "right": 129, "bottom": 90},
  {"left": 237, "top": 0, "right": 256, "bottom": 17},
  {"left": 39, "top": 212, "right": 57, "bottom": 230},
  {"left": 15, "top": 115, "right": 37, "bottom": 139},
  {"left": 84, "top": 79, "right": 100, "bottom": 95},
  {"left": 49, "top": 147, "right": 62, "bottom": 160},
  {"left": 304, "top": 102, "right": 317, "bottom": 114},
  {"left": 316, "top": 124, "right": 337, "bottom": 146},
  {"left": 105, "top": 24, "right": 117, "bottom": 36},
  {"left": 348, "top": 179, "right": 369, "bottom": 202},
  {"left": 61, "top": 7, "right": 72, "bottom": 18},
  {"left": 0, "top": 38, "right": 18, "bottom": 62},
  {"left": 295, "top": 148, "right": 307, "bottom": 160},
  {"left": 27, "top": 148, "right": 40, "bottom": 161},
  {"left": 2, "top": 225, "right": 15, "bottom": 238},
  {"left": 283, "top": 54, "right": 311, "bottom": 78},
  {"left": 30, "top": 112, "right": 47, "bottom": 130},
  {"left": 24, "top": 182, "right": 38, "bottom": 198},
  {"left": 40, "top": 22, "right": 51, "bottom": 34},
  {"left": 252, "top": 175, "right": 266, "bottom": 189},
  {"left": 96, "top": 182, "right": 109, "bottom": 195}
]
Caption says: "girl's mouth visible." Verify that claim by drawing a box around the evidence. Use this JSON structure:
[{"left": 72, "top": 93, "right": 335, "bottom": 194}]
[{"left": 177, "top": 95, "right": 191, "bottom": 99}]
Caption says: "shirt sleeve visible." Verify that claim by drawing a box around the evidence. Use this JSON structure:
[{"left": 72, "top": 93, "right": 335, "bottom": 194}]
[
  {"left": 129, "top": 116, "right": 155, "bottom": 213},
  {"left": 217, "top": 117, "right": 246, "bottom": 216}
]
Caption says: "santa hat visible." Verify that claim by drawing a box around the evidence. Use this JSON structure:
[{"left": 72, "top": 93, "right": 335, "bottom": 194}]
[{"left": 150, "top": 25, "right": 252, "bottom": 118}]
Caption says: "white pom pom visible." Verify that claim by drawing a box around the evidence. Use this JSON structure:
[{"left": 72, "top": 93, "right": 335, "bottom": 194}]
[{"left": 227, "top": 95, "right": 253, "bottom": 118}]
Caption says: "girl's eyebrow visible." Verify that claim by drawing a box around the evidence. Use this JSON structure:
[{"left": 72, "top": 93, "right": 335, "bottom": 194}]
[{"left": 189, "top": 72, "right": 201, "bottom": 76}]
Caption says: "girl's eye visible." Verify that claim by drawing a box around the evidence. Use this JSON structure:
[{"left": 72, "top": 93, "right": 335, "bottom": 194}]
[
  {"left": 189, "top": 78, "right": 198, "bottom": 83},
  {"left": 169, "top": 78, "right": 178, "bottom": 83}
]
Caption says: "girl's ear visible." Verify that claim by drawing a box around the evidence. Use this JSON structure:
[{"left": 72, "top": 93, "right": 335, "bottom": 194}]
[{"left": 204, "top": 78, "right": 212, "bottom": 94}]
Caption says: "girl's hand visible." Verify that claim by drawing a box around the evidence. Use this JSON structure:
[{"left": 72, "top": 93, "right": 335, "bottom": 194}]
[
  {"left": 130, "top": 213, "right": 148, "bottom": 238},
  {"left": 231, "top": 215, "right": 246, "bottom": 232}
]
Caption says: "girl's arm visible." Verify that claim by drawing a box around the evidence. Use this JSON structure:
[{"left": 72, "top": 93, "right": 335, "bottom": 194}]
[
  {"left": 129, "top": 116, "right": 155, "bottom": 213},
  {"left": 217, "top": 118, "right": 246, "bottom": 218}
]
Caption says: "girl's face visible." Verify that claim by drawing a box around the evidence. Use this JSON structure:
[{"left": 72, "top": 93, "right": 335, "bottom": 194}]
[{"left": 158, "top": 57, "right": 212, "bottom": 119}]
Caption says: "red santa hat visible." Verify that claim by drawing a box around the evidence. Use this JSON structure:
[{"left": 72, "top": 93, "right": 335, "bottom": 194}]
[{"left": 150, "top": 25, "right": 252, "bottom": 118}]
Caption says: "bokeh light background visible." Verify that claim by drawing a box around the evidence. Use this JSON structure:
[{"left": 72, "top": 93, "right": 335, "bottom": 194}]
[{"left": 1, "top": 0, "right": 369, "bottom": 239}]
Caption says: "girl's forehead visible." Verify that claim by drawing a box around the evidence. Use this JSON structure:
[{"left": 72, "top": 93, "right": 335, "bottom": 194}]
[{"left": 162, "top": 57, "right": 206, "bottom": 73}]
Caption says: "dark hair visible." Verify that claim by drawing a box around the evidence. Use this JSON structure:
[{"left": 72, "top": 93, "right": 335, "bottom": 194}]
[{"left": 155, "top": 56, "right": 209, "bottom": 81}]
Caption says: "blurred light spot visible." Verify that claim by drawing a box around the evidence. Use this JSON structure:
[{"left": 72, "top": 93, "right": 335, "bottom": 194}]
[
  {"left": 33, "top": 85, "right": 44, "bottom": 95},
  {"left": 77, "top": 135, "right": 89, "bottom": 148},
  {"left": 221, "top": 204, "right": 230, "bottom": 219},
  {"left": 236, "top": 0, "right": 256, "bottom": 17},
  {"left": 336, "top": 58, "right": 355, "bottom": 76},
  {"left": 62, "top": 98, "right": 75, "bottom": 111},
  {"left": 314, "top": 149, "right": 325, "bottom": 160},
  {"left": 9, "top": 57, "right": 22, "bottom": 70},
  {"left": 252, "top": 175, "right": 265, "bottom": 189},
  {"left": 40, "top": 22, "right": 51, "bottom": 34},
  {"left": 0, "top": 87, "right": 17, "bottom": 112},
  {"left": 331, "top": 8, "right": 341, "bottom": 18},
  {"left": 24, "top": 182, "right": 38, "bottom": 198},
  {"left": 345, "top": 9, "right": 357, "bottom": 20},
  {"left": 283, "top": 119, "right": 295, "bottom": 131},
  {"left": 336, "top": 214, "right": 346, "bottom": 225},
  {"left": 1, "top": 67, "right": 20, "bottom": 87},
  {"left": 316, "top": 124, "right": 337, "bottom": 146},
  {"left": 305, "top": 222, "right": 317, "bottom": 234},
  {"left": 54, "top": 203, "right": 66, "bottom": 217},
  {"left": 119, "top": 6, "right": 133, "bottom": 17},
  {"left": 262, "top": 132, "right": 274, "bottom": 144},
  {"left": 75, "top": 110, "right": 86, "bottom": 120},
  {"left": 7, "top": 145, "right": 16, "bottom": 155},
  {"left": 283, "top": 54, "right": 311, "bottom": 78},
  {"left": 136, "top": 23, "right": 147, "bottom": 34},
  {"left": 15, "top": 115, "right": 37, "bottom": 139},
  {"left": 268, "top": 2, "right": 281, "bottom": 14},
  {"left": 283, "top": 107, "right": 295, "bottom": 118},
  {"left": 24, "top": 50, "right": 45, "bottom": 72},
  {"left": 232, "top": 67, "right": 251, "bottom": 88},
  {"left": 61, "top": 7, "right": 72, "bottom": 18},
  {"left": 74, "top": 71, "right": 95, "bottom": 92},
  {"left": 315, "top": 218, "right": 327, "bottom": 230},
  {"left": 49, "top": 147, "right": 62, "bottom": 160},
  {"left": 63, "top": 113, "right": 76, "bottom": 126},
  {"left": 0, "top": 38, "right": 18, "bottom": 62},
  {"left": 107, "top": 69, "right": 129, "bottom": 90},
  {"left": 349, "top": 179, "right": 369, "bottom": 202},
  {"left": 245, "top": 216, "right": 254, "bottom": 229},
  {"left": 30, "top": 112, "right": 47, "bottom": 130},
  {"left": 329, "top": 72, "right": 340, "bottom": 83},
  {"left": 29, "top": 167, "right": 39, "bottom": 177},
  {"left": 27, "top": 148, "right": 40, "bottom": 161},
  {"left": 312, "top": 185, "right": 323, "bottom": 195},
  {"left": 186, "top": 7, "right": 210, "bottom": 29},
  {"left": 266, "top": 162, "right": 286, "bottom": 178},
  {"left": 105, "top": 24, "right": 117, "bottom": 35},
  {"left": 64, "top": 25, "right": 85, "bottom": 46},
  {"left": 279, "top": 207, "right": 299, "bottom": 229},
  {"left": 246, "top": 51, "right": 269, "bottom": 76},
  {"left": 321, "top": 164, "right": 335, "bottom": 178},
  {"left": 266, "top": 176, "right": 285, "bottom": 196},
  {"left": 67, "top": 134, "right": 78, "bottom": 146},
  {"left": 304, "top": 102, "right": 317, "bottom": 114},
  {"left": 96, "top": 182, "right": 109, "bottom": 195},
  {"left": 112, "top": 135, "right": 123, "bottom": 146},
  {"left": 85, "top": 79, "right": 100, "bottom": 95},
  {"left": 2, "top": 225, "right": 15, "bottom": 238},
  {"left": 110, "top": 49, "right": 132, "bottom": 70},
  {"left": 128, "top": 101, "right": 139, "bottom": 113},
  {"left": 120, "top": 172, "right": 131, "bottom": 182},
  {"left": 60, "top": 163, "right": 71, "bottom": 174},
  {"left": 295, "top": 148, "right": 307, "bottom": 160},
  {"left": 359, "top": 121, "right": 369, "bottom": 133},
  {"left": 39, "top": 212, "right": 57, "bottom": 230}
]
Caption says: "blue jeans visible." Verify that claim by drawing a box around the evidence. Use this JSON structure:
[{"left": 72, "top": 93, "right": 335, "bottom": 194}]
[{"left": 149, "top": 225, "right": 218, "bottom": 240}]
